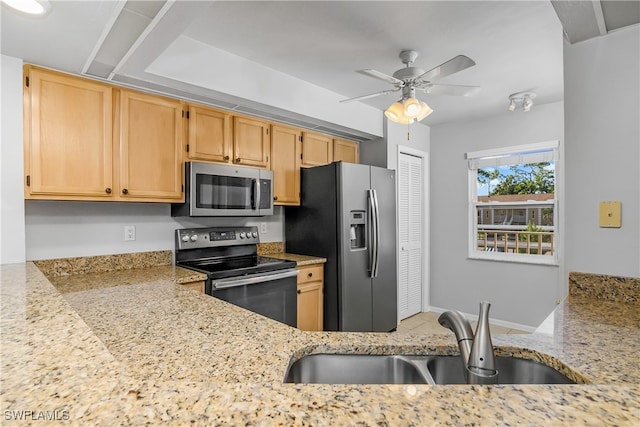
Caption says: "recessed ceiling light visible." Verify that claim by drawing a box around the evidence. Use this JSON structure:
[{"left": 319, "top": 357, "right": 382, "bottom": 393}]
[{"left": 1, "top": 0, "right": 51, "bottom": 16}]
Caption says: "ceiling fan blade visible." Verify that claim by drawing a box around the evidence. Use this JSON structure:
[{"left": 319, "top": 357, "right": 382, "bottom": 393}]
[
  {"left": 357, "top": 69, "right": 405, "bottom": 86},
  {"left": 340, "top": 88, "right": 400, "bottom": 103},
  {"left": 420, "top": 84, "right": 481, "bottom": 97},
  {"left": 416, "top": 55, "right": 476, "bottom": 83}
]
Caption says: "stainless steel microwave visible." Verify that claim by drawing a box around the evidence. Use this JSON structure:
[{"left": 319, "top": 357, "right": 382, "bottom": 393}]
[{"left": 171, "top": 162, "right": 273, "bottom": 217}]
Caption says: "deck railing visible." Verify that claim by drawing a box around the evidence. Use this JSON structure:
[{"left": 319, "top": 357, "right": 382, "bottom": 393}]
[{"left": 477, "top": 230, "right": 555, "bottom": 255}]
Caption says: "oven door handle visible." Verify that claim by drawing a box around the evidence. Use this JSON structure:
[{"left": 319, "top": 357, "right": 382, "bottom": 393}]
[{"left": 210, "top": 269, "right": 298, "bottom": 290}]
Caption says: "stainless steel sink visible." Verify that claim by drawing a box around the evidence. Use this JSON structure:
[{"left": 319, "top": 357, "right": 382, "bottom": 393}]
[
  {"left": 284, "top": 353, "right": 577, "bottom": 385},
  {"left": 426, "top": 355, "right": 576, "bottom": 384},
  {"left": 284, "top": 353, "right": 429, "bottom": 384}
]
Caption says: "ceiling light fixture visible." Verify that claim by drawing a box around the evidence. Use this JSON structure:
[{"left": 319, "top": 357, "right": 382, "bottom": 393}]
[
  {"left": 507, "top": 91, "right": 536, "bottom": 113},
  {"left": 1, "top": 0, "right": 51, "bottom": 16},
  {"left": 384, "top": 87, "right": 433, "bottom": 124}
]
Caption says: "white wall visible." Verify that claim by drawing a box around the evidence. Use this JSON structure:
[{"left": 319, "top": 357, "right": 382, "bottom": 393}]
[
  {"left": 24, "top": 201, "right": 284, "bottom": 260},
  {"left": 385, "top": 120, "right": 430, "bottom": 169},
  {"left": 430, "top": 101, "right": 564, "bottom": 328},
  {"left": 0, "top": 55, "right": 26, "bottom": 264},
  {"left": 564, "top": 25, "right": 640, "bottom": 278},
  {"left": 360, "top": 119, "right": 431, "bottom": 169}
]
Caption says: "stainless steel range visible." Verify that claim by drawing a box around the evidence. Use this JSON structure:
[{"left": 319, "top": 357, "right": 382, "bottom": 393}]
[{"left": 175, "top": 226, "right": 298, "bottom": 327}]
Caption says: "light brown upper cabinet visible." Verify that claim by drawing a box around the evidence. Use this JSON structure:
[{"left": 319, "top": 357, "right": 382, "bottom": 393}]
[
  {"left": 301, "top": 131, "right": 333, "bottom": 167},
  {"left": 118, "top": 89, "right": 184, "bottom": 201},
  {"left": 333, "top": 138, "right": 359, "bottom": 164},
  {"left": 233, "top": 116, "right": 271, "bottom": 168},
  {"left": 24, "top": 66, "right": 114, "bottom": 200},
  {"left": 186, "top": 104, "right": 232, "bottom": 163},
  {"left": 270, "top": 124, "right": 301, "bottom": 206}
]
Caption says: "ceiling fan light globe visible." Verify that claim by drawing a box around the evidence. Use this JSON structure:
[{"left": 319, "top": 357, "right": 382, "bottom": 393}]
[
  {"left": 403, "top": 97, "right": 422, "bottom": 118},
  {"left": 384, "top": 101, "right": 405, "bottom": 122},
  {"left": 416, "top": 101, "right": 433, "bottom": 121},
  {"left": 2, "top": 0, "right": 50, "bottom": 15}
]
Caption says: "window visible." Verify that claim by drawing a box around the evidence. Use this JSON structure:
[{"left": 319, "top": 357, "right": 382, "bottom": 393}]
[{"left": 467, "top": 141, "right": 559, "bottom": 264}]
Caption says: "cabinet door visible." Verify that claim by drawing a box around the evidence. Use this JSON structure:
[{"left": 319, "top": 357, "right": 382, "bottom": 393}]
[
  {"left": 271, "top": 125, "right": 301, "bottom": 205},
  {"left": 333, "top": 138, "right": 359, "bottom": 163},
  {"left": 233, "top": 116, "right": 270, "bottom": 168},
  {"left": 297, "top": 264, "right": 324, "bottom": 331},
  {"left": 118, "top": 90, "right": 184, "bottom": 201},
  {"left": 187, "top": 105, "right": 231, "bottom": 163},
  {"left": 25, "top": 67, "right": 113, "bottom": 198},
  {"left": 301, "top": 131, "right": 333, "bottom": 167}
]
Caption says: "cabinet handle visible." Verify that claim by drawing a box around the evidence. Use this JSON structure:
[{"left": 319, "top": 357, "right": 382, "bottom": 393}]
[
  {"left": 224, "top": 155, "right": 230, "bottom": 161},
  {"left": 122, "top": 188, "right": 129, "bottom": 195},
  {"left": 105, "top": 188, "right": 112, "bottom": 194}
]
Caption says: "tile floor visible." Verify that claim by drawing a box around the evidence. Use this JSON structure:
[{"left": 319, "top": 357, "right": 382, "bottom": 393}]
[{"left": 396, "top": 312, "right": 528, "bottom": 336}]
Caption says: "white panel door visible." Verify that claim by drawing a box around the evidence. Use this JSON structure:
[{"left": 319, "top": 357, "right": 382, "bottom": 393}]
[{"left": 398, "top": 152, "right": 423, "bottom": 320}]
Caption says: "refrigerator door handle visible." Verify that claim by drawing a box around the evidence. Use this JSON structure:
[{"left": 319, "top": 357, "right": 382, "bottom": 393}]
[
  {"left": 368, "top": 189, "right": 380, "bottom": 278},
  {"left": 372, "top": 188, "right": 381, "bottom": 277},
  {"left": 368, "top": 189, "right": 376, "bottom": 277}
]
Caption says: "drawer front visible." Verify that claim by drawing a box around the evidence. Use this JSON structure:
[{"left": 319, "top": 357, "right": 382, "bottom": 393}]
[{"left": 297, "top": 264, "right": 324, "bottom": 284}]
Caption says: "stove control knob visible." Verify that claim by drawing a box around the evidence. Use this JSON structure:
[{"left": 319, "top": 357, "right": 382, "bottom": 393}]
[
  {"left": 190, "top": 234, "right": 198, "bottom": 242},
  {"left": 239, "top": 232, "right": 246, "bottom": 239},
  {"left": 252, "top": 232, "right": 258, "bottom": 238},
  {"left": 181, "top": 234, "right": 190, "bottom": 243}
]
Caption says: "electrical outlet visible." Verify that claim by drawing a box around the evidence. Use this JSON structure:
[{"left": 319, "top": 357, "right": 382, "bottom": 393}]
[
  {"left": 260, "top": 222, "right": 267, "bottom": 234},
  {"left": 124, "top": 226, "right": 136, "bottom": 241}
]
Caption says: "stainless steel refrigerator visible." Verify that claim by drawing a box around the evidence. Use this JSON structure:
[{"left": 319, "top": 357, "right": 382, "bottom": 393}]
[{"left": 285, "top": 162, "right": 397, "bottom": 332}]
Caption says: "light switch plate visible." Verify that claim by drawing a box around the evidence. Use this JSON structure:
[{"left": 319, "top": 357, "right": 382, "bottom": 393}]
[{"left": 599, "top": 201, "right": 621, "bottom": 228}]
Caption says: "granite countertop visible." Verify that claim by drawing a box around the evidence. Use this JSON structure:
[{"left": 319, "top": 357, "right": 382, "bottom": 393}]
[
  {"left": 267, "top": 252, "right": 327, "bottom": 266},
  {"left": 1, "top": 262, "right": 638, "bottom": 426}
]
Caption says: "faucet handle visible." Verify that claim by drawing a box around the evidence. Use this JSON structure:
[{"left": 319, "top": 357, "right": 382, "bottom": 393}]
[{"left": 467, "top": 301, "right": 498, "bottom": 383}]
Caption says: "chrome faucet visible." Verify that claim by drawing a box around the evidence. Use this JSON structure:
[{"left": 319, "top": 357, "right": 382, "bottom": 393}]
[{"left": 438, "top": 301, "right": 498, "bottom": 384}]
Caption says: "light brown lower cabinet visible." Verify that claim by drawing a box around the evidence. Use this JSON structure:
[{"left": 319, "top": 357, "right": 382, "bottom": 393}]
[
  {"left": 181, "top": 280, "right": 204, "bottom": 293},
  {"left": 297, "top": 264, "right": 324, "bottom": 331}
]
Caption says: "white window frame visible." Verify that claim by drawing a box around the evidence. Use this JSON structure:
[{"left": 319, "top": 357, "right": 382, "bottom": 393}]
[{"left": 467, "top": 140, "right": 560, "bottom": 265}]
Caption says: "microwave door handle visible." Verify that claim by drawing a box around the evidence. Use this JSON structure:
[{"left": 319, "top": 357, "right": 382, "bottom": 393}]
[{"left": 252, "top": 178, "right": 261, "bottom": 211}]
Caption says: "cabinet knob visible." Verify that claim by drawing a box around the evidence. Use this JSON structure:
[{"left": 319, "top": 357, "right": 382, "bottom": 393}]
[
  {"left": 122, "top": 188, "right": 129, "bottom": 195},
  {"left": 297, "top": 289, "right": 301, "bottom": 294},
  {"left": 307, "top": 272, "right": 313, "bottom": 278},
  {"left": 105, "top": 187, "right": 112, "bottom": 194},
  {"left": 235, "top": 157, "right": 241, "bottom": 163},
  {"left": 224, "top": 155, "right": 230, "bottom": 161},
  {"left": 273, "top": 196, "right": 278, "bottom": 201}
]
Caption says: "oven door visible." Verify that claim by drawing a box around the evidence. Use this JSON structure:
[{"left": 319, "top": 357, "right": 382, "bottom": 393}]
[{"left": 207, "top": 268, "right": 298, "bottom": 327}]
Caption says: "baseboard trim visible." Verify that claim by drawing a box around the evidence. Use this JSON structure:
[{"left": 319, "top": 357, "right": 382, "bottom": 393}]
[{"left": 426, "top": 306, "right": 537, "bottom": 333}]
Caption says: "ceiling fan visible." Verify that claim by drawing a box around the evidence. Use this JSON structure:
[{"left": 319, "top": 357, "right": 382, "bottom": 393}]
[{"left": 341, "top": 50, "right": 480, "bottom": 123}]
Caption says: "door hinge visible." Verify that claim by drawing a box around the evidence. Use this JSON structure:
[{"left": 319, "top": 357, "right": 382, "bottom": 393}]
[
  {"left": 26, "top": 175, "right": 30, "bottom": 186},
  {"left": 266, "top": 128, "right": 269, "bottom": 135},
  {"left": 25, "top": 76, "right": 29, "bottom": 87},
  {"left": 186, "top": 111, "right": 190, "bottom": 119},
  {"left": 186, "top": 144, "right": 190, "bottom": 153}
]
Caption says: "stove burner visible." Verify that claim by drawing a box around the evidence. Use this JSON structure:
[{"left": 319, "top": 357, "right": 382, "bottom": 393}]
[{"left": 179, "top": 255, "right": 296, "bottom": 279}]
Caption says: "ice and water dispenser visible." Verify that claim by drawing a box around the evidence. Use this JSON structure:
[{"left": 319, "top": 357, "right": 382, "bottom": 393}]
[{"left": 349, "top": 210, "right": 366, "bottom": 250}]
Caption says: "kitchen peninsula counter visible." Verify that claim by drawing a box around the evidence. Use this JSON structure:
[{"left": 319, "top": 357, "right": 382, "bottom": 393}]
[{"left": 1, "top": 262, "right": 638, "bottom": 426}]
